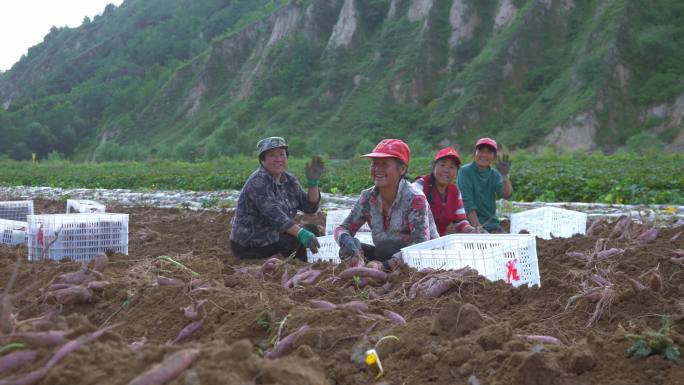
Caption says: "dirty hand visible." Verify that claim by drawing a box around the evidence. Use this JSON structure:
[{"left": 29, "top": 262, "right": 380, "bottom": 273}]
[
  {"left": 475, "top": 226, "right": 489, "bottom": 234},
  {"left": 445, "top": 222, "right": 459, "bottom": 234},
  {"left": 339, "top": 233, "right": 362, "bottom": 260},
  {"left": 297, "top": 228, "right": 320, "bottom": 253},
  {"left": 495, "top": 153, "right": 512, "bottom": 176},
  {"left": 305, "top": 156, "right": 325, "bottom": 187},
  {"left": 385, "top": 251, "right": 405, "bottom": 271}
]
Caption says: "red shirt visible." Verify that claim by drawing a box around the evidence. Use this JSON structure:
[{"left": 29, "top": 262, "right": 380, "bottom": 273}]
[{"left": 415, "top": 175, "right": 470, "bottom": 236}]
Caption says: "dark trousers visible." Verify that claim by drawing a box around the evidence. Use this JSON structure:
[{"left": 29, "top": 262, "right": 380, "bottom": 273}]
[
  {"left": 360, "top": 239, "right": 408, "bottom": 263},
  {"left": 231, "top": 224, "right": 320, "bottom": 262}
]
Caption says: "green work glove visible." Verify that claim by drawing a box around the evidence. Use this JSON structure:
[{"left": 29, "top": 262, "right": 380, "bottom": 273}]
[
  {"left": 495, "top": 153, "right": 512, "bottom": 177},
  {"left": 304, "top": 155, "right": 325, "bottom": 187},
  {"left": 297, "top": 228, "right": 320, "bottom": 253}
]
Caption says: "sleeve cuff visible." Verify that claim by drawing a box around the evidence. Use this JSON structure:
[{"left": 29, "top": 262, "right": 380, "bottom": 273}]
[{"left": 279, "top": 219, "right": 296, "bottom": 233}]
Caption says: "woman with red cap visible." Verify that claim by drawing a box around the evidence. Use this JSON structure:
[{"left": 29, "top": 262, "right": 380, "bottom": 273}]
[
  {"left": 457, "top": 137, "right": 513, "bottom": 233},
  {"left": 333, "top": 139, "right": 433, "bottom": 270},
  {"left": 414, "top": 147, "right": 477, "bottom": 236}
]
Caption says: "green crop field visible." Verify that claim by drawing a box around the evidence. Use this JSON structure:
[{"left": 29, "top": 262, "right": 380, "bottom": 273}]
[{"left": 0, "top": 153, "right": 682, "bottom": 205}]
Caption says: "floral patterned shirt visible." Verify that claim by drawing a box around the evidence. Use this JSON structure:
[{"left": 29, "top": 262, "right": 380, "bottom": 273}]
[
  {"left": 333, "top": 179, "right": 434, "bottom": 245},
  {"left": 230, "top": 166, "right": 319, "bottom": 247}
]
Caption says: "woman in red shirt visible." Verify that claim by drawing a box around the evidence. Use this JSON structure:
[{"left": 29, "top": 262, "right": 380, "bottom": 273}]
[{"left": 414, "top": 147, "right": 477, "bottom": 236}]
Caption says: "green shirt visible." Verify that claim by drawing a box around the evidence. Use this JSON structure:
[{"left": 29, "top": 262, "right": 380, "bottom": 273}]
[{"left": 457, "top": 162, "right": 509, "bottom": 231}]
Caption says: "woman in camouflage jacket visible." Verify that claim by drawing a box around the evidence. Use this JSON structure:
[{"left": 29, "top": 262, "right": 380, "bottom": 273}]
[{"left": 230, "top": 136, "right": 323, "bottom": 261}]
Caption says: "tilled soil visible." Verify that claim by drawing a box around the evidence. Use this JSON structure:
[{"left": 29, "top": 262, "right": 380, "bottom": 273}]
[{"left": 1, "top": 198, "right": 683, "bottom": 385}]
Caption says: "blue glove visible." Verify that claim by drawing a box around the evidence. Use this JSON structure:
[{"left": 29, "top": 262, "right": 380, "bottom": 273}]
[{"left": 339, "top": 233, "right": 362, "bottom": 260}]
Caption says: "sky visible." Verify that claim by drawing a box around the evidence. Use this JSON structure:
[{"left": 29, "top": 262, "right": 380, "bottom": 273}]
[{"left": 0, "top": 0, "right": 124, "bottom": 71}]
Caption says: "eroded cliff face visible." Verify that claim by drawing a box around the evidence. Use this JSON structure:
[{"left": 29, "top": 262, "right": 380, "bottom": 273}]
[
  {"left": 327, "top": 0, "right": 358, "bottom": 49},
  {"left": 493, "top": 0, "right": 517, "bottom": 33},
  {"left": 135, "top": 0, "right": 684, "bottom": 153},
  {"left": 545, "top": 112, "right": 598, "bottom": 152},
  {"left": 643, "top": 92, "right": 684, "bottom": 150},
  {"left": 408, "top": 0, "right": 434, "bottom": 22},
  {"left": 449, "top": 0, "right": 479, "bottom": 47}
]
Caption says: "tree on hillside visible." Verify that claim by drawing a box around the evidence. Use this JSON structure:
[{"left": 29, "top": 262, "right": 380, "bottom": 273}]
[{"left": 26, "top": 121, "right": 55, "bottom": 158}]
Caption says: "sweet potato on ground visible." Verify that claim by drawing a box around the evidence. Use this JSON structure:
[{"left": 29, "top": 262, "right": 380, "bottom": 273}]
[
  {"left": 383, "top": 310, "right": 406, "bottom": 325},
  {"left": 0, "top": 350, "right": 37, "bottom": 375},
  {"left": 0, "top": 324, "right": 119, "bottom": 385},
  {"left": 170, "top": 319, "right": 204, "bottom": 345},
  {"left": 127, "top": 349, "right": 200, "bottom": 385},
  {"left": 338, "top": 267, "right": 388, "bottom": 281},
  {"left": 182, "top": 300, "right": 208, "bottom": 322},
  {"left": 52, "top": 285, "right": 94, "bottom": 305},
  {"left": 0, "top": 331, "right": 67, "bottom": 347},
  {"left": 265, "top": 325, "right": 310, "bottom": 359}
]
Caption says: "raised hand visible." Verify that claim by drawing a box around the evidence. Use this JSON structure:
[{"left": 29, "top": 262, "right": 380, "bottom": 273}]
[
  {"left": 495, "top": 153, "right": 512, "bottom": 176},
  {"left": 304, "top": 156, "right": 325, "bottom": 187}
]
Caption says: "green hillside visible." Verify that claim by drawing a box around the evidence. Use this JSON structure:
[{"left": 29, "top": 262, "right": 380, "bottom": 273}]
[{"left": 1, "top": 0, "right": 683, "bottom": 161}]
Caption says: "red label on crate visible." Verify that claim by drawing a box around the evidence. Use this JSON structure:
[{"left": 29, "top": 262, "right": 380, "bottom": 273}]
[{"left": 506, "top": 259, "right": 520, "bottom": 283}]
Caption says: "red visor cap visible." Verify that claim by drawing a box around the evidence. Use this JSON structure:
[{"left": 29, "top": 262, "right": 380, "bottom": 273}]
[
  {"left": 434, "top": 147, "right": 462, "bottom": 165},
  {"left": 475, "top": 137, "right": 498, "bottom": 152},
  {"left": 361, "top": 139, "right": 411, "bottom": 165}
]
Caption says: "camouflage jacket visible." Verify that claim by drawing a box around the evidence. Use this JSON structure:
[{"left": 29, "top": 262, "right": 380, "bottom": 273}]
[
  {"left": 333, "top": 179, "right": 434, "bottom": 246},
  {"left": 230, "top": 166, "right": 320, "bottom": 247}
]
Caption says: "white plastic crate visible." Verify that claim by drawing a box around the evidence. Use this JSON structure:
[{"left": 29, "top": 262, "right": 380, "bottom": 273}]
[
  {"left": 510, "top": 206, "right": 587, "bottom": 240},
  {"left": 0, "top": 219, "right": 28, "bottom": 245},
  {"left": 66, "top": 199, "right": 106, "bottom": 214},
  {"left": 27, "top": 213, "right": 128, "bottom": 262},
  {"left": 0, "top": 200, "right": 34, "bottom": 222},
  {"left": 307, "top": 232, "right": 374, "bottom": 264},
  {"left": 324, "top": 209, "right": 371, "bottom": 235},
  {"left": 400, "top": 234, "right": 540, "bottom": 287}
]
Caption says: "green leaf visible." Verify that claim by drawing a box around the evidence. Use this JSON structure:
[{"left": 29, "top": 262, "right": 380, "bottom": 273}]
[
  {"left": 0, "top": 343, "right": 25, "bottom": 355},
  {"left": 627, "top": 340, "right": 653, "bottom": 358},
  {"left": 664, "top": 346, "right": 681, "bottom": 361}
]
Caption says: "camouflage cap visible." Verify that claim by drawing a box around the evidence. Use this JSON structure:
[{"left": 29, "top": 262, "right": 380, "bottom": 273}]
[{"left": 256, "top": 136, "right": 288, "bottom": 156}]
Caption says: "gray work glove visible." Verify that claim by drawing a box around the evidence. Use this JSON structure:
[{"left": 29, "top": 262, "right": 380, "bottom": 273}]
[
  {"left": 304, "top": 156, "right": 325, "bottom": 187},
  {"left": 495, "top": 153, "right": 512, "bottom": 176},
  {"left": 339, "top": 233, "right": 362, "bottom": 260}
]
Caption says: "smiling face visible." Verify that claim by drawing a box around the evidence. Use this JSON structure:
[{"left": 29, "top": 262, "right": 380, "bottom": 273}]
[
  {"left": 370, "top": 157, "right": 405, "bottom": 191},
  {"left": 261, "top": 147, "right": 288, "bottom": 179},
  {"left": 433, "top": 157, "right": 459, "bottom": 188},
  {"left": 474, "top": 145, "right": 496, "bottom": 169}
]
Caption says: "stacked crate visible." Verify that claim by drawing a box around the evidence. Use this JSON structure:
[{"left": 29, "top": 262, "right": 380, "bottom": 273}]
[
  {"left": 511, "top": 206, "right": 587, "bottom": 240},
  {"left": 0, "top": 200, "right": 34, "bottom": 221},
  {"left": 66, "top": 199, "right": 106, "bottom": 214},
  {"left": 0, "top": 219, "right": 29, "bottom": 245},
  {"left": 27, "top": 213, "right": 129, "bottom": 262}
]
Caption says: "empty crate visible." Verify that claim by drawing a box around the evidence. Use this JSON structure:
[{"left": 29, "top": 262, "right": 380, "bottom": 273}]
[
  {"left": 0, "top": 200, "right": 34, "bottom": 222},
  {"left": 307, "top": 232, "right": 374, "bottom": 264},
  {"left": 400, "top": 234, "right": 540, "bottom": 287},
  {"left": 0, "top": 219, "right": 28, "bottom": 245},
  {"left": 324, "top": 209, "right": 371, "bottom": 235},
  {"left": 511, "top": 206, "right": 587, "bottom": 239},
  {"left": 66, "top": 199, "right": 106, "bottom": 214},
  {"left": 27, "top": 213, "right": 129, "bottom": 262}
]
